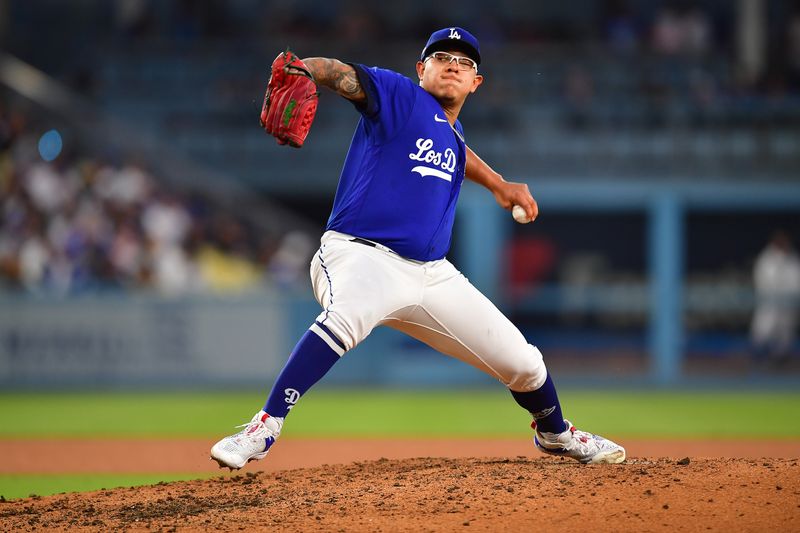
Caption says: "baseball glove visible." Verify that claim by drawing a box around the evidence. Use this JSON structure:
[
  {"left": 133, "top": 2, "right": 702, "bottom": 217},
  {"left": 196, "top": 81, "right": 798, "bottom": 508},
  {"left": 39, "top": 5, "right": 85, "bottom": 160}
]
[{"left": 260, "top": 49, "right": 319, "bottom": 148}]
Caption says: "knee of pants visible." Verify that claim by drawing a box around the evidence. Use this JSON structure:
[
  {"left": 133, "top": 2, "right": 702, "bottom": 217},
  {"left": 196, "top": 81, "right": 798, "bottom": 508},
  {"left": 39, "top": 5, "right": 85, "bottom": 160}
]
[
  {"left": 314, "top": 308, "right": 373, "bottom": 353},
  {"left": 505, "top": 345, "right": 548, "bottom": 392}
]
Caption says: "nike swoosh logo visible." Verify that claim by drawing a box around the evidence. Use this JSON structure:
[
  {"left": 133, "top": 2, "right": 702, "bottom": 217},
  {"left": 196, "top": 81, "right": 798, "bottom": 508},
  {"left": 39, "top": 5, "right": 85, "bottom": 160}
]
[{"left": 434, "top": 114, "right": 448, "bottom": 123}]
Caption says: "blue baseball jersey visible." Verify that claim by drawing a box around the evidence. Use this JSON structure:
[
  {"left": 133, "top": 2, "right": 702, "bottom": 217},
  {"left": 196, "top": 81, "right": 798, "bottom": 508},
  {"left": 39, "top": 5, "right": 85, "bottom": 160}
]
[{"left": 325, "top": 64, "right": 467, "bottom": 261}]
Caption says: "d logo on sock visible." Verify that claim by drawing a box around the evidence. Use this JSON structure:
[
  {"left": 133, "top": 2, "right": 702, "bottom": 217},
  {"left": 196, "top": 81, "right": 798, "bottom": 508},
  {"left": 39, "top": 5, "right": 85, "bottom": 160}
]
[
  {"left": 532, "top": 406, "right": 556, "bottom": 420},
  {"left": 284, "top": 388, "right": 300, "bottom": 410}
]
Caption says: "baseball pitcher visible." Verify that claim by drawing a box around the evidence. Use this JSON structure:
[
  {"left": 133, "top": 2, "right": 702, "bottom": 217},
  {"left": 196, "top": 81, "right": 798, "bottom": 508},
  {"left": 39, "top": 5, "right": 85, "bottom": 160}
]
[{"left": 211, "top": 27, "right": 625, "bottom": 469}]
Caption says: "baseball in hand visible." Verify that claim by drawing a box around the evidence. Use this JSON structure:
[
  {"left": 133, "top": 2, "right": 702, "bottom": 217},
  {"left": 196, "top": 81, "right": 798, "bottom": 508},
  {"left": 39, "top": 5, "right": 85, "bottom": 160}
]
[{"left": 512, "top": 205, "right": 531, "bottom": 224}]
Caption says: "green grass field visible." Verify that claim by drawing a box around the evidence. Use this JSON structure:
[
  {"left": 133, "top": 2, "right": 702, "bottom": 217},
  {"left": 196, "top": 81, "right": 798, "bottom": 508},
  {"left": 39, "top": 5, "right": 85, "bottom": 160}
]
[
  {"left": 0, "top": 474, "right": 211, "bottom": 502},
  {"left": 2, "top": 389, "right": 799, "bottom": 499},
  {"left": 2, "top": 389, "right": 800, "bottom": 438}
]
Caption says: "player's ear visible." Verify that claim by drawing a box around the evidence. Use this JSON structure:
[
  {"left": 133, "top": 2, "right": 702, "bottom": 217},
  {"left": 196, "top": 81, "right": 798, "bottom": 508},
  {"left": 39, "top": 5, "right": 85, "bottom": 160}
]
[
  {"left": 416, "top": 61, "right": 425, "bottom": 81},
  {"left": 469, "top": 74, "right": 484, "bottom": 93}
]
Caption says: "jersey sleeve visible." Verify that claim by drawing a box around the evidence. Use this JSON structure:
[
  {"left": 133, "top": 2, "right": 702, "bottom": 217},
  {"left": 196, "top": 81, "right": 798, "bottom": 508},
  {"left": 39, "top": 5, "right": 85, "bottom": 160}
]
[{"left": 349, "top": 64, "right": 417, "bottom": 142}]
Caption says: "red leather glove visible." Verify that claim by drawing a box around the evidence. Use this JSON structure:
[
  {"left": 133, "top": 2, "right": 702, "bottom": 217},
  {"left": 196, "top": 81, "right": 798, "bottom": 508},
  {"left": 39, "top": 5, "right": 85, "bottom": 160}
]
[{"left": 260, "top": 49, "right": 319, "bottom": 148}]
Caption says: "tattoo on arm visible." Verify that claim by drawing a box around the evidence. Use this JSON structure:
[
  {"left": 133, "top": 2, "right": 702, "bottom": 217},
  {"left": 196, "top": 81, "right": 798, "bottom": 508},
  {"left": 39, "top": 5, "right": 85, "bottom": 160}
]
[{"left": 303, "top": 57, "right": 366, "bottom": 103}]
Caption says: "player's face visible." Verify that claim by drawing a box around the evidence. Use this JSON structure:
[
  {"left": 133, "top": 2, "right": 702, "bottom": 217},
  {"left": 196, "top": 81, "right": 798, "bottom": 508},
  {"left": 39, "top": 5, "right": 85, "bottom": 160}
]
[{"left": 416, "top": 50, "right": 483, "bottom": 106}]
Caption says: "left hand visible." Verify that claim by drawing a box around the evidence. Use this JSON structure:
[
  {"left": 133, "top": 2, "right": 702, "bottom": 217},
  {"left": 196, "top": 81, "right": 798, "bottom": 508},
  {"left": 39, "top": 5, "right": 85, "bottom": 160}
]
[
  {"left": 492, "top": 181, "right": 538, "bottom": 222},
  {"left": 260, "top": 49, "right": 319, "bottom": 148}
]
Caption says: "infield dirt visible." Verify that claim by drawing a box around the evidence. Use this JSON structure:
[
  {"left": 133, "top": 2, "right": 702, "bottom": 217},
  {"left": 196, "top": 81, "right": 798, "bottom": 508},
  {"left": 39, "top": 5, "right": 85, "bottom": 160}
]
[{"left": 2, "top": 439, "right": 799, "bottom": 531}]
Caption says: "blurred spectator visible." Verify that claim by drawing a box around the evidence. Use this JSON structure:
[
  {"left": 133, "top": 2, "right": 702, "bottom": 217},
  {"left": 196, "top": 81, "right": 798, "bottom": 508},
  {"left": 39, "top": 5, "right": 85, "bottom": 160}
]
[
  {"left": 750, "top": 230, "right": 800, "bottom": 366},
  {"left": 23, "top": 161, "right": 78, "bottom": 215},
  {"left": 195, "top": 245, "right": 261, "bottom": 293},
  {"left": 142, "top": 191, "right": 191, "bottom": 249},
  {"left": 149, "top": 239, "right": 200, "bottom": 296},
  {"left": 652, "top": 7, "right": 684, "bottom": 55},
  {"left": 267, "top": 230, "right": 315, "bottom": 289},
  {"left": 683, "top": 8, "right": 711, "bottom": 56},
  {"left": 603, "top": 0, "right": 640, "bottom": 54},
  {"left": 109, "top": 218, "right": 145, "bottom": 285},
  {"left": 0, "top": 105, "right": 287, "bottom": 297},
  {"left": 18, "top": 224, "right": 48, "bottom": 291},
  {"left": 652, "top": 6, "right": 710, "bottom": 56},
  {"left": 94, "top": 160, "right": 152, "bottom": 208}
]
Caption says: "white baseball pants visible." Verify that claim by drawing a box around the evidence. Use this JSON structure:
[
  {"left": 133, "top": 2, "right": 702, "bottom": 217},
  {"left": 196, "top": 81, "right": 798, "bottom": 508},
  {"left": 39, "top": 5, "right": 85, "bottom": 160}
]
[{"left": 309, "top": 230, "right": 547, "bottom": 392}]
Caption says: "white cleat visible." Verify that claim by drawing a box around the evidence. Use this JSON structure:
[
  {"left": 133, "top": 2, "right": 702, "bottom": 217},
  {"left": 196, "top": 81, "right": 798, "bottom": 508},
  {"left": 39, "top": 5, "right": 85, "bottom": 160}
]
[
  {"left": 533, "top": 419, "right": 626, "bottom": 464},
  {"left": 210, "top": 410, "right": 283, "bottom": 470}
]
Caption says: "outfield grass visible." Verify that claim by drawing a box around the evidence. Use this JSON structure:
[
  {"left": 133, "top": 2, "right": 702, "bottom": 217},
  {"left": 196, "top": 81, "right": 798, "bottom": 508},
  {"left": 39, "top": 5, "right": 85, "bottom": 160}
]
[
  {"left": 1, "top": 389, "right": 799, "bottom": 438},
  {"left": 0, "top": 474, "right": 212, "bottom": 501}
]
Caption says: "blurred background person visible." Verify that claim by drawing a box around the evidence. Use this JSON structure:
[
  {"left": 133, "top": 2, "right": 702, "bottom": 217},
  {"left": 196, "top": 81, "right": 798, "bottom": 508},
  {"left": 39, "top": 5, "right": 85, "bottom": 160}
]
[{"left": 750, "top": 230, "right": 800, "bottom": 367}]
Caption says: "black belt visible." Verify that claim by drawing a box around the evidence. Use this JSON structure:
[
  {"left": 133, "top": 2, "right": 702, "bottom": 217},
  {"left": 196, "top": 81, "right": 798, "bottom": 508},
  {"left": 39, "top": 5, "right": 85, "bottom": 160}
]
[
  {"left": 348, "top": 236, "right": 423, "bottom": 263},
  {"left": 350, "top": 237, "right": 377, "bottom": 248}
]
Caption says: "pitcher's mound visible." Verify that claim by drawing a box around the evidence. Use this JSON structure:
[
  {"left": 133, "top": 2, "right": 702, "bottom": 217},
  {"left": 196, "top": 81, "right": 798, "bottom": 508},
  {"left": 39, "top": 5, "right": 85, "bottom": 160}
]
[{"left": 2, "top": 456, "right": 798, "bottom": 531}]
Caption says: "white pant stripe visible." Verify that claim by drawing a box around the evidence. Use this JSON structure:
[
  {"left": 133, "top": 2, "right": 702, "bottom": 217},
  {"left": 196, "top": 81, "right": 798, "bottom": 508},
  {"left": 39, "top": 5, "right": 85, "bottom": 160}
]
[{"left": 309, "top": 323, "right": 346, "bottom": 357}]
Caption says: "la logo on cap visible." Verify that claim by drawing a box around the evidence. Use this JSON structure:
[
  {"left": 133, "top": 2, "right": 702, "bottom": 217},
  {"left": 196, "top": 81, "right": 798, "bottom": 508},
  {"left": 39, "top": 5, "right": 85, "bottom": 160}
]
[{"left": 448, "top": 28, "right": 461, "bottom": 39}]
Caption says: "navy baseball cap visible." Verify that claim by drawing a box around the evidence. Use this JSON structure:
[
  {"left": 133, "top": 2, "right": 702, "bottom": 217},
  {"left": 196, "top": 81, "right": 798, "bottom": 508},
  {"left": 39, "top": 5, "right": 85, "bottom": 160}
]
[{"left": 421, "top": 27, "right": 481, "bottom": 66}]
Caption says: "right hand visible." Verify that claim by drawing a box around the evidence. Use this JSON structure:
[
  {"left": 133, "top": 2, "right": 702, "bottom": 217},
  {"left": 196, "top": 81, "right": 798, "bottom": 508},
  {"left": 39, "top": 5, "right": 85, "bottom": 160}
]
[{"left": 492, "top": 181, "right": 539, "bottom": 222}]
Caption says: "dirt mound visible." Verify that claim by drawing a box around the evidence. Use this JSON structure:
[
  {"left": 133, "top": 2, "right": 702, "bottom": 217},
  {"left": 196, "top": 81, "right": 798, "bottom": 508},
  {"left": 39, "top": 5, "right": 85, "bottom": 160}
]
[{"left": 2, "top": 456, "right": 798, "bottom": 531}]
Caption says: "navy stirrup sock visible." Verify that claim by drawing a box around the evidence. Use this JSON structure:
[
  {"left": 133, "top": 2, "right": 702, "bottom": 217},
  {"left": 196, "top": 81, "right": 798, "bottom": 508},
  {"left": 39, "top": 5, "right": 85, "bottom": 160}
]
[
  {"left": 264, "top": 328, "right": 342, "bottom": 418},
  {"left": 509, "top": 374, "right": 568, "bottom": 434}
]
